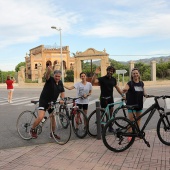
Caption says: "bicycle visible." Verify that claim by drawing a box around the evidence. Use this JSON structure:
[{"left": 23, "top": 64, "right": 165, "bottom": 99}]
[
  {"left": 102, "top": 95, "right": 170, "bottom": 152},
  {"left": 16, "top": 100, "right": 71, "bottom": 145},
  {"left": 88, "top": 96, "right": 127, "bottom": 137},
  {"left": 59, "top": 96, "right": 88, "bottom": 138}
]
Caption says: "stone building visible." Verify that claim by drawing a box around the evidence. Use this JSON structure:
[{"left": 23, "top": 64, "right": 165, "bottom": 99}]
[{"left": 25, "top": 45, "right": 74, "bottom": 81}]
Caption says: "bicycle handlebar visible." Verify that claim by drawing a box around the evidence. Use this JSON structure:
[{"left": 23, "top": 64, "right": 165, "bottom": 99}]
[
  {"left": 146, "top": 95, "right": 170, "bottom": 99},
  {"left": 62, "top": 96, "right": 85, "bottom": 101}
]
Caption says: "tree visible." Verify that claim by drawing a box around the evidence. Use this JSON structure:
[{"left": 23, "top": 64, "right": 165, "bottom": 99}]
[
  {"left": 64, "top": 70, "right": 74, "bottom": 82},
  {"left": 15, "top": 62, "right": 26, "bottom": 72}
]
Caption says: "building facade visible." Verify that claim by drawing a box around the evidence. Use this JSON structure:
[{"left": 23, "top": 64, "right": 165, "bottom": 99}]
[{"left": 25, "top": 45, "right": 74, "bottom": 81}]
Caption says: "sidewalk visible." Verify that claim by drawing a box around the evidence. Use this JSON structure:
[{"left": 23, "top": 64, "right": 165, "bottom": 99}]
[{"left": 0, "top": 129, "right": 170, "bottom": 170}]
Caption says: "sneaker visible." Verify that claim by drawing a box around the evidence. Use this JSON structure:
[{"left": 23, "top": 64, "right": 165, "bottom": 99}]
[
  {"left": 9, "top": 100, "right": 13, "bottom": 103},
  {"left": 127, "top": 137, "right": 132, "bottom": 142},
  {"left": 30, "top": 128, "right": 37, "bottom": 139},
  {"left": 50, "top": 132, "right": 60, "bottom": 140}
]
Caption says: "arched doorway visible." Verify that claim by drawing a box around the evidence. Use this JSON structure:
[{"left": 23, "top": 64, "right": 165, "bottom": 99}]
[{"left": 73, "top": 48, "right": 110, "bottom": 82}]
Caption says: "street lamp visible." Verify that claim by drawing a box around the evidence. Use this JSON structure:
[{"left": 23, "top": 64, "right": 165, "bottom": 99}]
[{"left": 51, "top": 26, "right": 64, "bottom": 82}]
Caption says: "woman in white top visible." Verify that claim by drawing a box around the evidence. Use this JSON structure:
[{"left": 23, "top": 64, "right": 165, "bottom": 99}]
[{"left": 64, "top": 72, "right": 92, "bottom": 116}]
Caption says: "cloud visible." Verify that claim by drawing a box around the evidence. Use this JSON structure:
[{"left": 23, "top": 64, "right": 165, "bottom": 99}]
[
  {"left": 82, "top": 0, "right": 170, "bottom": 39},
  {"left": 0, "top": 0, "right": 81, "bottom": 48}
]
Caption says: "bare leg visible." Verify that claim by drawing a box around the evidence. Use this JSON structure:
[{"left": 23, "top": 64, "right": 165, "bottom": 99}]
[
  {"left": 83, "top": 109, "right": 87, "bottom": 126},
  {"left": 32, "top": 110, "right": 45, "bottom": 129},
  {"left": 128, "top": 112, "right": 135, "bottom": 132},
  {"left": 7, "top": 91, "right": 10, "bottom": 102},
  {"left": 136, "top": 111, "right": 142, "bottom": 128},
  {"left": 50, "top": 114, "right": 56, "bottom": 132},
  {"left": 10, "top": 91, "right": 13, "bottom": 101}
]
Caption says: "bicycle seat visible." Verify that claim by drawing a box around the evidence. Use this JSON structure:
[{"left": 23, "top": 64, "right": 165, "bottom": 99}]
[
  {"left": 31, "top": 100, "right": 39, "bottom": 104},
  {"left": 124, "top": 105, "right": 139, "bottom": 110}
]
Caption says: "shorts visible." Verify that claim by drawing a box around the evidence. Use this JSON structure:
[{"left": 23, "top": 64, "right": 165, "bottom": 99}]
[
  {"left": 100, "top": 97, "right": 114, "bottom": 109},
  {"left": 38, "top": 100, "right": 54, "bottom": 114},
  {"left": 8, "top": 89, "right": 14, "bottom": 92},
  {"left": 128, "top": 109, "right": 143, "bottom": 114},
  {"left": 77, "top": 104, "right": 88, "bottom": 110}
]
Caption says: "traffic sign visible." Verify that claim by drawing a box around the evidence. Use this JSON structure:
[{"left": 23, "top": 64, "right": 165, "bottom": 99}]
[{"left": 116, "top": 70, "right": 127, "bottom": 74}]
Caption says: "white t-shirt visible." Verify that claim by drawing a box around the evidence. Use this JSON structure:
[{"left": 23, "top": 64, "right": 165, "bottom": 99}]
[{"left": 74, "top": 82, "right": 92, "bottom": 104}]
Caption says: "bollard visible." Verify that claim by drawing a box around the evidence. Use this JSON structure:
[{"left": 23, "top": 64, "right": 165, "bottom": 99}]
[{"left": 96, "top": 101, "right": 101, "bottom": 140}]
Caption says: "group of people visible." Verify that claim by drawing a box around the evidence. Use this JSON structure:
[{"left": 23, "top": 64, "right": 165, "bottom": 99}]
[{"left": 26, "top": 63, "right": 147, "bottom": 140}]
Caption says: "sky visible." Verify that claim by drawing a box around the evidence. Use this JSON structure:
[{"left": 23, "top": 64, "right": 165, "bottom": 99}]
[{"left": 1, "top": 0, "right": 170, "bottom": 71}]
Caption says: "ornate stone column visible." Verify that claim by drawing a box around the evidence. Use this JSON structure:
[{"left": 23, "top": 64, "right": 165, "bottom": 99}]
[
  {"left": 37, "top": 65, "right": 42, "bottom": 83},
  {"left": 100, "top": 57, "right": 110, "bottom": 76},
  {"left": 18, "top": 66, "right": 25, "bottom": 85},
  {"left": 74, "top": 58, "right": 82, "bottom": 82},
  {"left": 151, "top": 60, "right": 156, "bottom": 81},
  {"left": 129, "top": 61, "right": 135, "bottom": 78}
]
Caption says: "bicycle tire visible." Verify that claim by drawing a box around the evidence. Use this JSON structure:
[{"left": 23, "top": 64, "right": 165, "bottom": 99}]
[
  {"left": 113, "top": 108, "right": 128, "bottom": 128},
  {"left": 16, "top": 110, "right": 36, "bottom": 140},
  {"left": 102, "top": 117, "right": 135, "bottom": 152},
  {"left": 59, "top": 105, "right": 70, "bottom": 128},
  {"left": 51, "top": 112, "right": 71, "bottom": 145},
  {"left": 157, "top": 112, "right": 170, "bottom": 145},
  {"left": 72, "top": 109, "right": 88, "bottom": 138},
  {"left": 87, "top": 108, "right": 107, "bottom": 137}
]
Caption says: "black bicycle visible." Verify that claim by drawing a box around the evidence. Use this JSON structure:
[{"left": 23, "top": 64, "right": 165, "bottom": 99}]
[
  {"left": 59, "top": 97, "right": 88, "bottom": 138},
  {"left": 102, "top": 95, "right": 170, "bottom": 152}
]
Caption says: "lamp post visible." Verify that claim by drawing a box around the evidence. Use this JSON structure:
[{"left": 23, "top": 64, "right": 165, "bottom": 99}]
[{"left": 51, "top": 26, "right": 64, "bottom": 82}]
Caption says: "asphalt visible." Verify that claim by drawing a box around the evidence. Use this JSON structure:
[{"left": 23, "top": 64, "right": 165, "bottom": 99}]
[
  {"left": 0, "top": 129, "right": 170, "bottom": 170},
  {"left": 1, "top": 83, "right": 170, "bottom": 169}
]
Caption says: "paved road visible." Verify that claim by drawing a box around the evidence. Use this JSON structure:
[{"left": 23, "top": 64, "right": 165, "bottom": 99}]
[{"left": 0, "top": 85, "right": 170, "bottom": 149}]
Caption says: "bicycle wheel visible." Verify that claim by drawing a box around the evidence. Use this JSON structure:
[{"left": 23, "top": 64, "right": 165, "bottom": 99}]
[
  {"left": 16, "top": 110, "right": 36, "bottom": 140},
  {"left": 51, "top": 112, "right": 71, "bottom": 145},
  {"left": 88, "top": 108, "right": 107, "bottom": 137},
  {"left": 102, "top": 117, "right": 135, "bottom": 152},
  {"left": 59, "top": 105, "right": 70, "bottom": 128},
  {"left": 72, "top": 109, "right": 88, "bottom": 138},
  {"left": 113, "top": 108, "right": 128, "bottom": 128},
  {"left": 157, "top": 112, "right": 170, "bottom": 145}
]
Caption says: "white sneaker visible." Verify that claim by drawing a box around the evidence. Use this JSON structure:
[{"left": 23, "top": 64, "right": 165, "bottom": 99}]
[{"left": 9, "top": 100, "right": 13, "bottom": 103}]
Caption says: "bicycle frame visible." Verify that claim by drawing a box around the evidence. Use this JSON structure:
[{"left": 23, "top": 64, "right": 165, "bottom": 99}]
[
  {"left": 100, "top": 98, "right": 127, "bottom": 126},
  {"left": 127, "top": 96, "right": 170, "bottom": 137},
  {"left": 61, "top": 97, "right": 83, "bottom": 119}
]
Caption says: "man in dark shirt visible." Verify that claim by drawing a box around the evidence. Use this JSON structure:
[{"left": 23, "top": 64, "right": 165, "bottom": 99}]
[
  {"left": 91, "top": 66, "right": 124, "bottom": 132},
  {"left": 30, "top": 66, "right": 65, "bottom": 139}
]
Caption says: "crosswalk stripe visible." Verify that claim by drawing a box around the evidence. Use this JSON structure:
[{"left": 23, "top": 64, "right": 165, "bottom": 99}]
[
  {"left": 0, "top": 97, "right": 39, "bottom": 106},
  {"left": 0, "top": 96, "right": 169, "bottom": 109},
  {"left": 11, "top": 97, "right": 39, "bottom": 106}
]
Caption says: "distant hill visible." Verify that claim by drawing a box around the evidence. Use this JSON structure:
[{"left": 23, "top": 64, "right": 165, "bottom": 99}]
[
  {"left": 119, "top": 55, "right": 170, "bottom": 64},
  {"left": 85, "top": 55, "right": 170, "bottom": 66}
]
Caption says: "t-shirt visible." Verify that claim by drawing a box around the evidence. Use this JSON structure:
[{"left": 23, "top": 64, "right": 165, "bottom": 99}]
[
  {"left": 6, "top": 80, "right": 14, "bottom": 89},
  {"left": 39, "top": 77, "right": 65, "bottom": 102},
  {"left": 126, "top": 81, "right": 144, "bottom": 109},
  {"left": 98, "top": 76, "right": 117, "bottom": 97},
  {"left": 74, "top": 82, "right": 92, "bottom": 104}
]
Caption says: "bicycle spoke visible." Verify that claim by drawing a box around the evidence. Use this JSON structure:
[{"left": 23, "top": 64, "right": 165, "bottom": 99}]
[
  {"left": 157, "top": 112, "right": 170, "bottom": 145},
  {"left": 16, "top": 111, "right": 36, "bottom": 140},
  {"left": 102, "top": 117, "right": 135, "bottom": 152}
]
